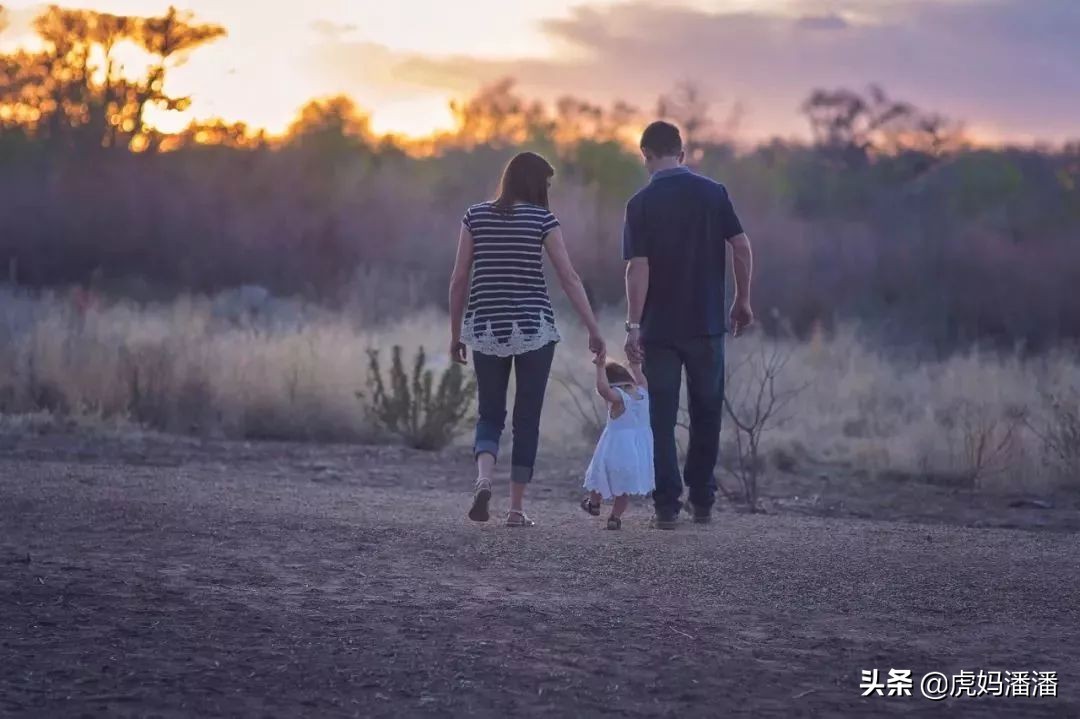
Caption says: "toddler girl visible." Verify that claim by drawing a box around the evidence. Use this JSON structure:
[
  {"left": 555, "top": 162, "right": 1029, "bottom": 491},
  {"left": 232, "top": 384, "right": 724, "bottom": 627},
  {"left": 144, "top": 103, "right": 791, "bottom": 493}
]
[{"left": 580, "top": 354, "right": 655, "bottom": 529}]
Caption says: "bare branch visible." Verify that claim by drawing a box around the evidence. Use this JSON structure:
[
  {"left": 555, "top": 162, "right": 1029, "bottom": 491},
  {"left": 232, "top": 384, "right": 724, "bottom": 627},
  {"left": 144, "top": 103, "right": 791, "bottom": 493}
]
[{"left": 552, "top": 367, "right": 606, "bottom": 442}]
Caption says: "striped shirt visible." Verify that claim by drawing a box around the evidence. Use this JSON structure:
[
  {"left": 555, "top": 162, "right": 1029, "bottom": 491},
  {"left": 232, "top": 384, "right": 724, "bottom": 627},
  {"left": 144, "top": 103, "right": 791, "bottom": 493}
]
[{"left": 460, "top": 201, "right": 561, "bottom": 357}]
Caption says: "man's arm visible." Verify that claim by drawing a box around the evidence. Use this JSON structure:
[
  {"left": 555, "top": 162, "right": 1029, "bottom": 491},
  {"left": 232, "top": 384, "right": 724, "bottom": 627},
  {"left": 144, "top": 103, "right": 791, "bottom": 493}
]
[
  {"left": 622, "top": 198, "right": 648, "bottom": 362},
  {"left": 625, "top": 258, "right": 649, "bottom": 361},
  {"left": 726, "top": 232, "right": 754, "bottom": 336}
]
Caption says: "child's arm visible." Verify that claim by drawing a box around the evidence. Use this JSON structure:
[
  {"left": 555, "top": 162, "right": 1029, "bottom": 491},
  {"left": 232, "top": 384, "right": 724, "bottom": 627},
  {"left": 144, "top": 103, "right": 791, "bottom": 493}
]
[
  {"left": 594, "top": 355, "right": 623, "bottom": 405},
  {"left": 629, "top": 360, "right": 648, "bottom": 389}
]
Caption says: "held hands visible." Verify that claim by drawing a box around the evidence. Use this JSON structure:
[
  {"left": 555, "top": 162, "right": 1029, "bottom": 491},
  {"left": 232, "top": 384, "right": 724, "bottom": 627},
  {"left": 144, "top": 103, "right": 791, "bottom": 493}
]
[
  {"left": 624, "top": 329, "right": 644, "bottom": 364},
  {"left": 730, "top": 298, "right": 754, "bottom": 337},
  {"left": 588, "top": 329, "right": 606, "bottom": 362}
]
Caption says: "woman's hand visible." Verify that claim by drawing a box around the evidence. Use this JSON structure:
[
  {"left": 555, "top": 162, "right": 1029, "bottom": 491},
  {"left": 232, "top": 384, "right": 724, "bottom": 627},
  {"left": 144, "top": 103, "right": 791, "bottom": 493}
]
[
  {"left": 588, "top": 330, "right": 606, "bottom": 360},
  {"left": 450, "top": 338, "right": 468, "bottom": 365}
]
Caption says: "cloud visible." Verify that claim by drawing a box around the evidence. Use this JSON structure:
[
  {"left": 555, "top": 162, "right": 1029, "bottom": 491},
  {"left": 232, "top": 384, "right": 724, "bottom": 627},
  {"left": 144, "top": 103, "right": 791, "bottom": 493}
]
[
  {"left": 795, "top": 14, "right": 850, "bottom": 31},
  {"left": 310, "top": 40, "right": 448, "bottom": 101},
  {"left": 307, "top": 0, "right": 1080, "bottom": 141},
  {"left": 310, "top": 19, "right": 358, "bottom": 40}
]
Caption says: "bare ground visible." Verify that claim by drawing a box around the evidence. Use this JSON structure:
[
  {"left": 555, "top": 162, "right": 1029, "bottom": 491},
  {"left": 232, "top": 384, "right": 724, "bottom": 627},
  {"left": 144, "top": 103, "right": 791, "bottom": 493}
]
[{"left": 1, "top": 431, "right": 1078, "bottom": 718}]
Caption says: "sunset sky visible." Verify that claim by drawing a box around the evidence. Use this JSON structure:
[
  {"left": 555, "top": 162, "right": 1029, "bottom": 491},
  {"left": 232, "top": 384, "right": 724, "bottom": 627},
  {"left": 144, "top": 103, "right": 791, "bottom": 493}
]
[{"left": 1, "top": 0, "right": 1077, "bottom": 143}]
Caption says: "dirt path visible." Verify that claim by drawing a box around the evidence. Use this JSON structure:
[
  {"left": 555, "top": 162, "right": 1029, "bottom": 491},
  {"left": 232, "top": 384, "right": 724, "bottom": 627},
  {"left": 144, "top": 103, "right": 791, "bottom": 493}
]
[{"left": 1, "top": 436, "right": 1078, "bottom": 718}]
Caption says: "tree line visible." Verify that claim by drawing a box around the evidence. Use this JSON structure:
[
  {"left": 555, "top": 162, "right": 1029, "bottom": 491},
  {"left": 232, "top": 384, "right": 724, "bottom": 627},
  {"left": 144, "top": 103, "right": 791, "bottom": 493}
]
[{"left": 1, "top": 5, "right": 1078, "bottom": 354}]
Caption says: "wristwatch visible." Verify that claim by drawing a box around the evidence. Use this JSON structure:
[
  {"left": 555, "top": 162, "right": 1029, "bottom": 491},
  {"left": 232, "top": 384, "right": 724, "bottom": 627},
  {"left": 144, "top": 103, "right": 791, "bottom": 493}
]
[{"left": 625, "top": 321, "right": 641, "bottom": 332}]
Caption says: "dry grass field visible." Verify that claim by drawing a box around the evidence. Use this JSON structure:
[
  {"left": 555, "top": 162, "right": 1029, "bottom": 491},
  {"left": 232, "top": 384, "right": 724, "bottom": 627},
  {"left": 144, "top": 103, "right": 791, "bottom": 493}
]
[{"left": 1, "top": 288, "right": 1076, "bottom": 496}]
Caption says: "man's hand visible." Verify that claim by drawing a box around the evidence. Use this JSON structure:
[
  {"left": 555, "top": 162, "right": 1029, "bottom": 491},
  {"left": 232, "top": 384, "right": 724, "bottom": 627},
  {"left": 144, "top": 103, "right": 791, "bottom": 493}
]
[
  {"left": 450, "top": 339, "right": 467, "bottom": 364},
  {"left": 730, "top": 298, "right": 754, "bottom": 337},
  {"left": 624, "top": 329, "right": 644, "bottom": 363}
]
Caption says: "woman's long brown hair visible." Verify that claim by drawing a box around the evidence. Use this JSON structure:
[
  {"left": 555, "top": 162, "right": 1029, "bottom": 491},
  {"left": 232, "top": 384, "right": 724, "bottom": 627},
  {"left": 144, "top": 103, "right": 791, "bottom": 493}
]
[{"left": 493, "top": 151, "right": 554, "bottom": 212}]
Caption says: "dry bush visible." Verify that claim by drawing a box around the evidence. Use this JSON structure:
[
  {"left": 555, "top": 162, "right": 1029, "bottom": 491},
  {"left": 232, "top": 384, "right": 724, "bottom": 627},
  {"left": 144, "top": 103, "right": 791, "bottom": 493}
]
[
  {"left": 363, "top": 345, "right": 474, "bottom": 450},
  {"left": 936, "top": 399, "right": 1025, "bottom": 487},
  {"left": 551, "top": 366, "right": 607, "bottom": 445},
  {"left": 719, "top": 342, "right": 808, "bottom": 510},
  {"left": 1026, "top": 388, "right": 1080, "bottom": 484}
]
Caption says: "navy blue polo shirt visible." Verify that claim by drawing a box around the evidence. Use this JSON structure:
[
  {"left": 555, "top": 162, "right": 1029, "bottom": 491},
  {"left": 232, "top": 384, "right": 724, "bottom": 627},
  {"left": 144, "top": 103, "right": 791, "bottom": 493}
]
[{"left": 622, "top": 166, "right": 744, "bottom": 342}]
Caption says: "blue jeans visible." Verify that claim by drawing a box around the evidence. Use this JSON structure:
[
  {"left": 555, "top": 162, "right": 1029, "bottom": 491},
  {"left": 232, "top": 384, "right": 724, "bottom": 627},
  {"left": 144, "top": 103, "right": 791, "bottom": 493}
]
[
  {"left": 644, "top": 335, "right": 725, "bottom": 516},
  {"left": 472, "top": 342, "right": 556, "bottom": 484}
]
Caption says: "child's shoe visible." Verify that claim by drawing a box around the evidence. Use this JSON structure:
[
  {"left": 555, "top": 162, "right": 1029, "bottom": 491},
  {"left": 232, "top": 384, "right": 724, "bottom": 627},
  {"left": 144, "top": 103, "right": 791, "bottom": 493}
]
[{"left": 580, "top": 496, "right": 601, "bottom": 516}]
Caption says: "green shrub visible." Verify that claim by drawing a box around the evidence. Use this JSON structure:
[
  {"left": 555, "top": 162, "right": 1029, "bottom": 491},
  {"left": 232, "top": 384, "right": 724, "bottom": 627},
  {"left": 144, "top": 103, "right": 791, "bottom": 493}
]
[{"left": 364, "top": 345, "right": 474, "bottom": 450}]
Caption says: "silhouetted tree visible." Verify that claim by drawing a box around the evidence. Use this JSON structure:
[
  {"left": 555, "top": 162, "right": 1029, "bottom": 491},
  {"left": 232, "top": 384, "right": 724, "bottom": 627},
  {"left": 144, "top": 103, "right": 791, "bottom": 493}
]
[
  {"left": 554, "top": 97, "right": 603, "bottom": 145},
  {"left": 161, "top": 119, "right": 265, "bottom": 151},
  {"left": 0, "top": 5, "right": 224, "bottom": 151},
  {"left": 447, "top": 79, "right": 550, "bottom": 148},
  {"left": 802, "top": 84, "right": 963, "bottom": 168},
  {"left": 657, "top": 81, "right": 711, "bottom": 153},
  {"left": 131, "top": 7, "right": 226, "bottom": 151},
  {"left": 285, "top": 95, "right": 372, "bottom": 153},
  {"left": 554, "top": 97, "right": 639, "bottom": 146}
]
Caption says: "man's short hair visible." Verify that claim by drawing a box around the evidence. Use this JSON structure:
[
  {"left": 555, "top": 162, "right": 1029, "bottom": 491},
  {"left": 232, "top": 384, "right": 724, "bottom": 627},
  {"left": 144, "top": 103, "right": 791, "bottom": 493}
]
[{"left": 640, "top": 121, "right": 682, "bottom": 157}]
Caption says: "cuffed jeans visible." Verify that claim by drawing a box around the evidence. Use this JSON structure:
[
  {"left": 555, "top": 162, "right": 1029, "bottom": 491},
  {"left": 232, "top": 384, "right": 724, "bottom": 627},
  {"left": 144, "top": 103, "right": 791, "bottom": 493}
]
[
  {"left": 472, "top": 342, "right": 556, "bottom": 484},
  {"left": 644, "top": 335, "right": 725, "bottom": 516}
]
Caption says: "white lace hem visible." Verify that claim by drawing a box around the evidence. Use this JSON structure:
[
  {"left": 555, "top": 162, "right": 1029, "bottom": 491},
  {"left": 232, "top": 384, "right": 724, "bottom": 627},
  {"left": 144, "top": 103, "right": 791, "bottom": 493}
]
[{"left": 462, "top": 316, "right": 561, "bottom": 357}]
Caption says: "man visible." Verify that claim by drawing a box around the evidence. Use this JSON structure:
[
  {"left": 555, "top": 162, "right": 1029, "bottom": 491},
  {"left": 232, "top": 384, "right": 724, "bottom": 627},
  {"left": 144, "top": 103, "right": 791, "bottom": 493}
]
[{"left": 623, "top": 121, "right": 754, "bottom": 529}]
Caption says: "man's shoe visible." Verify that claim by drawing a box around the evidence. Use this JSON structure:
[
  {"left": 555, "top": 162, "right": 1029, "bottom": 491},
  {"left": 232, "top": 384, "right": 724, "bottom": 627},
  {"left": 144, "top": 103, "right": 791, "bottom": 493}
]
[
  {"left": 650, "top": 512, "right": 678, "bottom": 530},
  {"left": 690, "top": 503, "right": 712, "bottom": 524}
]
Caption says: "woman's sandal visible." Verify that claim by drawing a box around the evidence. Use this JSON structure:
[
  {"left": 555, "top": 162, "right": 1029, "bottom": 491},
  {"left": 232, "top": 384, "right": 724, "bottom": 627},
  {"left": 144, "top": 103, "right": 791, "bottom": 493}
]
[
  {"left": 505, "top": 509, "right": 535, "bottom": 527},
  {"left": 468, "top": 477, "right": 493, "bottom": 522},
  {"left": 606, "top": 516, "right": 622, "bottom": 530},
  {"left": 580, "top": 496, "right": 601, "bottom": 516}
]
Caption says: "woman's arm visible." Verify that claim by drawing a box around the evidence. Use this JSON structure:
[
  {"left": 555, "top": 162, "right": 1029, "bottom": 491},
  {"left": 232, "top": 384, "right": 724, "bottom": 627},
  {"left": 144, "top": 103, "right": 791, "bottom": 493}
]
[
  {"left": 594, "top": 354, "right": 622, "bottom": 405},
  {"left": 629, "top": 361, "right": 647, "bottom": 389},
  {"left": 448, "top": 223, "right": 474, "bottom": 364},
  {"left": 544, "top": 227, "right": 604, "bottom": 355}
]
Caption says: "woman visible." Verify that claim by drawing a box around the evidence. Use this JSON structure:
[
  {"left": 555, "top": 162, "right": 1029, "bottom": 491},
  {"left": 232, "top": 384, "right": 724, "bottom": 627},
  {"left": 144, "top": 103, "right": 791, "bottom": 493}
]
[{"left": 448, "top": 151, "right": 604, "bottom": 527}]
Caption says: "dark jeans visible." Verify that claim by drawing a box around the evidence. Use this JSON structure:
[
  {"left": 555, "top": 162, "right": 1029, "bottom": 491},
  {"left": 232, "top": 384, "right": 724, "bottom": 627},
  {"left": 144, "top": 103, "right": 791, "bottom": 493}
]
[
  {"left": 472, "top": 342, "right": 556, "bottom": 484},
  {"left": 644, "top": 335, "right": 725, "bottom": 516}
]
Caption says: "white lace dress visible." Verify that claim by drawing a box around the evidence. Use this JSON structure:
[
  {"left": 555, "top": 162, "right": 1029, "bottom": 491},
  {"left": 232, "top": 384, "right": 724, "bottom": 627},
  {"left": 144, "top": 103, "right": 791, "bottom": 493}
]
[{"left": 584, "top": 386, "right": 655, "bottom": 499}]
